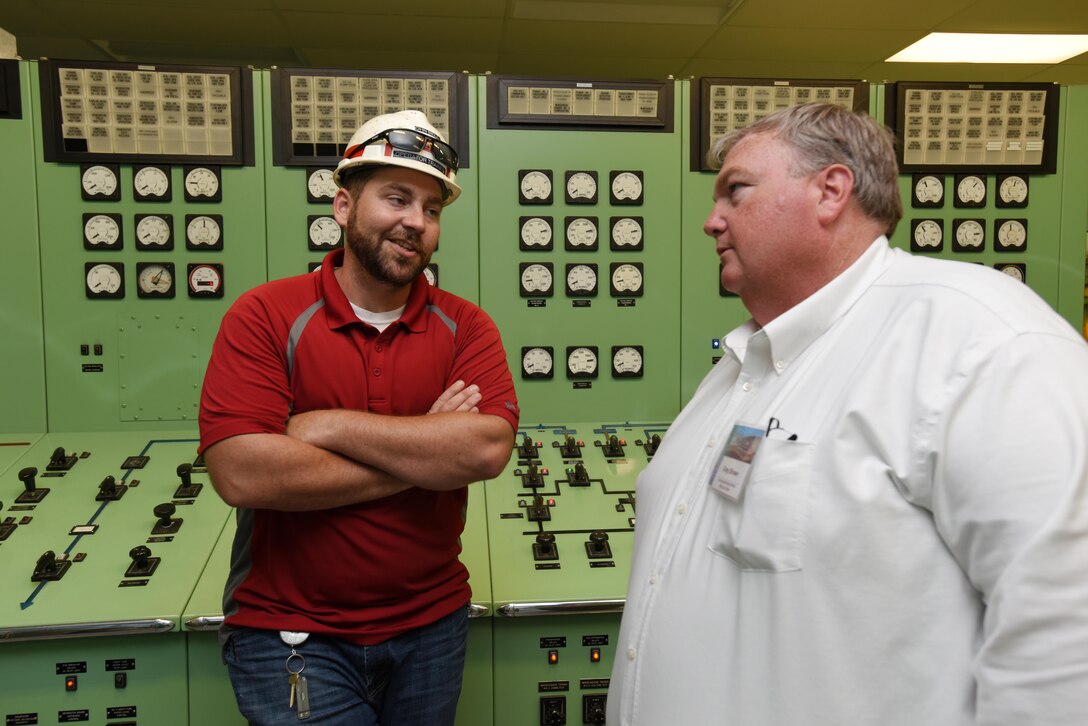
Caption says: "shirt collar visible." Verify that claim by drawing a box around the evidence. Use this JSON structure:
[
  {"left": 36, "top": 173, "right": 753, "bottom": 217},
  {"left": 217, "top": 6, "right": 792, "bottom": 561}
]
[
  {"left": 319, "top": 248, "right": 431, "bottom": 333},
  {"left": 724, "top": 236, "right": 894, "bottom": 370}
]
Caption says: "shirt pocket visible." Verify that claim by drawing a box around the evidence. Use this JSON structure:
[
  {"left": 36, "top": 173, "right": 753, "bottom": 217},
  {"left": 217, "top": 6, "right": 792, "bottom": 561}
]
[{"left": 707, "top": 438, "right": 814, "bottom": 572}]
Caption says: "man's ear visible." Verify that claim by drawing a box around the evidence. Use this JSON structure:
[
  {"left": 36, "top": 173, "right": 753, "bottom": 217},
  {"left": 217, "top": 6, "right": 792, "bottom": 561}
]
[
  {"left": 332, "top": 187, "right": 354, "bottom": 227},
  {"left": 814, "top": 163, "right": 854, "bottom": 224}
]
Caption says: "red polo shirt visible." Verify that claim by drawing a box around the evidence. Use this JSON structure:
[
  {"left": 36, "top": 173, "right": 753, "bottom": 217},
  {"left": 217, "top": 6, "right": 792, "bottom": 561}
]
[{"left": 199, "top": 248, "right": 518, "bottom": 643}]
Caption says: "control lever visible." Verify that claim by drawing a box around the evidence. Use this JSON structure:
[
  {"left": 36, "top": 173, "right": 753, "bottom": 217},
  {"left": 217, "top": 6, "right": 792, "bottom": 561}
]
[
  {"left": 31, "top": 549, "right": 71, "bottom": 581},
  {"left": 16, "top": 467, "right": 49, "bottom": 504},
  {"left": 173, "top": 463, "right": 202, "bottom": 499},
  {"left": 151, "top": 502, "right": 182, "bottom": 535},
  {"left": 95, "top": 474, "right": 127, "bottom": 501}
]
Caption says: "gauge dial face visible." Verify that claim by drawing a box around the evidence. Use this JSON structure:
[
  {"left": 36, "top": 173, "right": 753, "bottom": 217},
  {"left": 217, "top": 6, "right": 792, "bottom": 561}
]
[
  {"left": 997, "top": 175, "right": 1028, "bottom": 206},
  {"left": 519, "top": 170, "right": 552, "bottom": 203},
  {"left": 521, "top": 346, "right": 554, "bottom": 379},
  {"left": 912, "top": 174, "right": 943, "bottom": 207},
  {"left": 137, "top": 263, "right": 175, "bottom": 297},
  {"left": 186, "top": 215, "right": 222, "bottom": 248},
  {"left": 423, "top": 264, "right": 438, "bottom": 287},
  {"left": 85, "top": 262, "right": 123, "bottom": 298},
  {"left": 83, "top": 214, "right": 121, "bottom": 248},
  {"left": 136, "top": 215, "right": 172, "bottom": 248},
  {"left": 565, "top": 263, "right": 598, "bottom": 296},
  {"left": 912, "top": 219, "right": 943, "bottom": 249},
  {"left": 996, "top": 219, "right": 1027, "bottom": 249},
  {"left": 997, "top": 264, "right": 1025, "bottom": 282},
  {"left": 566, "top": 346, "right": 599, "bottom": 378},
  {"left": 954, "top": 219, "right": 984, "bottom": 249},
  {"left": 519, "top": 216, "right": 553, "bottom": 250},
  {"left": 610, "top": 262, "right": 644, "bottom": 296},
  {"left": 519, "top": 263, "right": 554, "bottom": 296},
  {"left": 307, "top": 168, "right": 337, "bottom": 201},
  {"left": 133, "top": 165, "right": 170, "bottom": 199},
  {"left": 184, "top": 166, "right": 221, "bottom": 200},
  {"left": 610, "top": 217, "right": 644, "bottom": 250},
  {"left": 308, "top": 216, "right": 342, "bottom": 249},
  {"left": 81, "top": 164, "right": 119, "bottom": 199},
  {"left": 954, "top": 174, "right": 986, "bottom": 206},
  {"left": 565, "top": 171, "right": 598, "bottom": 203},
  {"left": 188, "top": 264, "right": 223, "bottom": 296},
  {"left": 565, "top": 217, "right": 598, "bottom": 249},
  {"left": 610, "top": 170, "right": 644, "bottom": 204},
  {"left": 611, "top": 345, "right": 644, "bottom": 377}
]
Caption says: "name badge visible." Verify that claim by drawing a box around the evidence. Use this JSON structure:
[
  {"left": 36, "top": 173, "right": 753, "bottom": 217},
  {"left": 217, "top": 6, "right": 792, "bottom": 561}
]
[{"left": 709, "top": 422, "right": 764, "bottom": 502}]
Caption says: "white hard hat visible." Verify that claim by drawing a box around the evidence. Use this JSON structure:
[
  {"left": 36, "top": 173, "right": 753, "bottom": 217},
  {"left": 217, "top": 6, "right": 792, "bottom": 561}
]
[{"left": 334, "top": 109, "right": 462, "bottom": 204}]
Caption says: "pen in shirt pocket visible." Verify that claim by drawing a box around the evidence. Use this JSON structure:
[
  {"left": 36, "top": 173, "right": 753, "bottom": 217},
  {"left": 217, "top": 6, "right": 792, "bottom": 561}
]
[{"left": 765, "top": 416, "right": 798, "bottom": 441}]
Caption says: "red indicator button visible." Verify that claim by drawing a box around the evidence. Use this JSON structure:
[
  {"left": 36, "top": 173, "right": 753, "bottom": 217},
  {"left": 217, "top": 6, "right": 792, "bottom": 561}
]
[{"left": 65, "top": 675, "right": 78, "bottom": 691}]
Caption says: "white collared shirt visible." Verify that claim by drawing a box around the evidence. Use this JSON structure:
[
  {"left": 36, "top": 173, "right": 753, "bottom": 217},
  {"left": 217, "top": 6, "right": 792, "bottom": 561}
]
[{"left": 608, "top": 237, "right": 1088, "bottom": 726}]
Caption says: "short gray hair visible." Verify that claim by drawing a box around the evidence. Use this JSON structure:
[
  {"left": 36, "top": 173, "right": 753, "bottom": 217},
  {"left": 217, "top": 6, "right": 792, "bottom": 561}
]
[{"left": 707, "top": 104, "right": 903, "bottom": 236}]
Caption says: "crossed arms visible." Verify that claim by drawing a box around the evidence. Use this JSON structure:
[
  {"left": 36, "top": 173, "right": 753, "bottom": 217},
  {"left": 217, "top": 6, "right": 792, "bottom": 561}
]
[{"left": 205, "top": 380, "right": 515, "bottom": 511}]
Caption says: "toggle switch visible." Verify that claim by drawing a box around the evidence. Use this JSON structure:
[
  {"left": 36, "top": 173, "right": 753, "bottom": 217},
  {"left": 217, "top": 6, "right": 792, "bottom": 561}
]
[
  {"left": 151, "top": 502, "right": 182, "bottom": 535},
  {"left": 46, "top": 446, "right": 76, "bottom": 471},
  {"left": 568, "top": 462, "right": 590, "bottom": 486},
  {"left": 527, "top": 494, "right": 552, "bottom": 522},
  {"left": 173, "top": 462, "right": 202, "bottom": 499},
  {"left": 522, "top": 463, "right": 546, "bottom": 489},
  {"left": 517, "top": 433, "right": 540, "bottom": 460},
  {"left": 32, "top": 549, "right": 71, "bottom": 582},
  {"left": 556, "top": 434, "right": 582, "bottom": 458},
  {"left": 599, "top": 434, "right": 625, "bottom": 458},
  {"left": 95, "top": 474, "right": 127, "bottom": 502},
  {"left": 15, "top": 467, "right": 49, "bottom": 504}
]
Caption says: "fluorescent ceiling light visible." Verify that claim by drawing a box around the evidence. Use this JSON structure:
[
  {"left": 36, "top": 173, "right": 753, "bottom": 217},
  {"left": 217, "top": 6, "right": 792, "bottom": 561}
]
[{"left": 887, "top": 33, "right": 1088, "bottom": 64}]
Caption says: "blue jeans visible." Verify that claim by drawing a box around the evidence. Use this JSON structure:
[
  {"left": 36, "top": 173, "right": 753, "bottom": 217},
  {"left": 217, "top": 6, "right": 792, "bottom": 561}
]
[{"left": 223, "top": 607, "right": 468, "bottom": 725}]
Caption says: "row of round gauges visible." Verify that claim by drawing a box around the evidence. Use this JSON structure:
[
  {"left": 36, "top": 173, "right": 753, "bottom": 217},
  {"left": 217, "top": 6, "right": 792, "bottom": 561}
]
[
  {"left": 84, "top": 262, "right": 223, "bottom": 299},
  {"left": 79, "top": 163, "right": 223, "bottom": 202},
  {"left": 909, "top": 218, "right": 1028, "bottom": 253},
  {"left": 911, "top": 172, "right": 1029, "bottom": 209},
  {"left": 519, "top": 262, "right": 643, "bottom": 297},
  {"left": 518, "top": 169, "right": 644, "bottom": 205},
  {"left": 82, "top": 213, "right": 224, "bottom": 250},
  {"left": 520, "top": 215, "right": 643, "bottom": 251},
  {"left": 521, "top": 345, "right": 644, "bottom": 380}
]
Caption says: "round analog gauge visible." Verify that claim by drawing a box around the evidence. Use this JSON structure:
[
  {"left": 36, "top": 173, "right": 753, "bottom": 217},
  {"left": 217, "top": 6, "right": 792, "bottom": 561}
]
[
  {"left": 566, "top": 346, "right": 599, "bottom": 378},
  {"left": 996, "top": 219, "right": 1027, "bottom": 249},
  {"left": 912, "top": 219, "right": 943, "bottom": 249},
  {"left": 912, "top": 174, "right": 943, "bottom": 207},
  {"left": 133, "top": 165, "right": 170, "bottom": 199},
  {"left": 955, "top": 174, "right": 986, "bottom": 206},
  {"left": 520, "top": 263, "right": 554, "bottom": 296},
  {"left": 954, "top": 219, "right": 984, "bottom": 249},
  {"left": 136, "top": 215, "right": 172, "bottom": 248},
  {"left": 997, "top": 175, "right": 1028, "bottom": 206},
  {"left": 610, "top": 171, "right": 644, "bottom": 203},
  {"left": 81, "top": 164, "right": 119, "bottom": 199},
  {"left": 610, "top": 263, "right": 644, "bottom": 296},
  {"left": 308, "top": 216, "right": 342, "bottom": 249},
  {"left": 519, "top": 217, "right": 553, "bottom": 249},
  {"left": 83, "top": 214, "right": 121, "bottom": 248},
  {"left": 997, "top": 264, "right": 1025, "bottom": 282},
  {"left": 85, "top": 263, "right": 123, "bottom": 298},
  {"left": 184, "top": 166, "right": 221, "bottom": 200},
  {"left": 519, "top": 170, "right": 552, "bottom": 203},
  {"left": 611, "top": 217, "right": 643, "bottom": 249},
  {"left": 423, "top": 264, "right": 438, "bottom": 287},
  {"left": 565, "top": 217, "right": 598, "bottom": 249},
  {"left": 137, "top": 263, "right": 174, "bottom": 297},
  {"left": 565, "top": 171, "right": 598, "bottom": 203},
  {"left": 307, "top": 168, "right": 337, "bottom": 201},
  {"left": 188, "top": 264, "right": 223, "bottom": 296},
  {"left": 566, "top": 264, "right": 598, "bottom": 296},
  {"left": 521, "top": 346, "right": 554, "bottom": 379},
  {"left": 611, "top": 345, "right": 644, "bottom": 377},
  {"left": 186, "top": 215, "right": 222, "bottom": 248}
]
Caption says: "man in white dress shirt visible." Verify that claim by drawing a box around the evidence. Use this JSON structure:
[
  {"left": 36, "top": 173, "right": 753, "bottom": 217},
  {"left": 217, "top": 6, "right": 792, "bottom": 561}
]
[{"left": 608, "top": 103, "right": 1088, "bottom": 726}]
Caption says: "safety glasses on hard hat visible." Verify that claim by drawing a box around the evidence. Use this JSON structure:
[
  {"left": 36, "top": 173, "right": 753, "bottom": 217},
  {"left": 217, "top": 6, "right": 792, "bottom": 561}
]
[{"left": 343, "top": 128, "right": 459, "bottom": 173}]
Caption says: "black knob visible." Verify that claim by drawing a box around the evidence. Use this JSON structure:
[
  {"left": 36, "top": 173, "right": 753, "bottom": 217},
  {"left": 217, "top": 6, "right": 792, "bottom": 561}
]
[
  {"left": 49, "top": 447, "right": 67, "bottom": 467},
  {"left": 176, "top": 463, "right": 192, "bottom": 486},
  {"left": 589, "top": 531, "right": 609, "bottom": 552},
  {"left": 18, "top": 467, "right": 37, "bottom": 492},
  {"left": 153, "top": 502, "right": 176, "bottom": 525},
  {"left": 99, "top": 475, "right": 117, "bottom": 494},
  {"left": 36, "top": 550, "right": 57, "bottom": 574},
  {"left": 129, "top": 545, "right": 152, "bottom": 568},
  {"left": 574, "top": 462, "right": 588, "bottom": 479},
  {"left": 536, "top": 532, "right": 555, "bottom": 545}
]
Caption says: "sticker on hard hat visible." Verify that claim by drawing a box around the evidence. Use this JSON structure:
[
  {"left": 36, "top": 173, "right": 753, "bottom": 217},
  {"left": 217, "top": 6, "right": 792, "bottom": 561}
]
[{"left": 391, "top": 148, "right": 450, "bottom": 177}]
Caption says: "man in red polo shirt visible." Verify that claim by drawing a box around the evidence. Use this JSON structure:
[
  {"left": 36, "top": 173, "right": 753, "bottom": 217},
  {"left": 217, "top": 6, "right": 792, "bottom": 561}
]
[{"left": 199, "top": 110, "right": 518, "bottom": 725}]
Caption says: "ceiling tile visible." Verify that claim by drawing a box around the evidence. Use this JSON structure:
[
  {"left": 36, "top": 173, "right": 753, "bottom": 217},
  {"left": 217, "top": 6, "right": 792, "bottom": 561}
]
[{"left": 282, "top": 12, "right": 503, "bottom": 53}]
